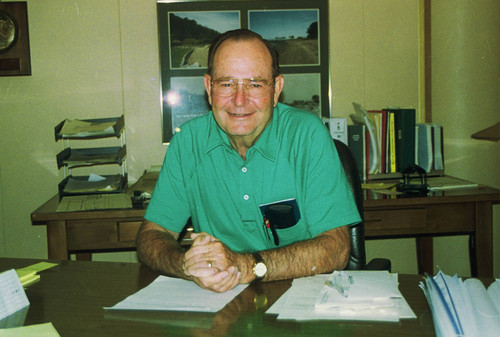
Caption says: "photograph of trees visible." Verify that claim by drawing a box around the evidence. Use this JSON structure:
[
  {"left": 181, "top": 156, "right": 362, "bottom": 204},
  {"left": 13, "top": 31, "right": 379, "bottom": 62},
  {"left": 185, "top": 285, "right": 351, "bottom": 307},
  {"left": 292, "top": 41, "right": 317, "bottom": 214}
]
[
  {"left": 169, "top": 11, "right": 240, "bottom": 69},
  {"left": 280, "top": 73, "right": 321, "bottom": 116},
  {"left": 249, "top": 9, "right": 319, "bottom": 66}
]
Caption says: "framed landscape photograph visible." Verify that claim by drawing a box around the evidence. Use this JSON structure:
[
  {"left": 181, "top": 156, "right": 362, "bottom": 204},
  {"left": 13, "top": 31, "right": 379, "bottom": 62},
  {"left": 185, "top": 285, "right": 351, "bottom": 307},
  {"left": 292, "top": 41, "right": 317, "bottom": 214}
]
[
  {"left": 157, "top": 0, "right": 329, "bottom": 143},
  {"left": 249, "top": 9, "right": 320, "bottom": 66},
  {"left": 168, "top": 76, "right": 211, "bottom": 134},
  {"left": 280, "top": 73, "right": 321, "bottom": 117},
  {"left": 169, "top": 11, "right": 240, "bottom": 69}
]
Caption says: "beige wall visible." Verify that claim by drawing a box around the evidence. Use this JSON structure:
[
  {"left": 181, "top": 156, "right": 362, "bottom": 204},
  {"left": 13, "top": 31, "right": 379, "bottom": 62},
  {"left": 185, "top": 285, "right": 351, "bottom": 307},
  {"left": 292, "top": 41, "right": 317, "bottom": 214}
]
[
  {"left": 430, "top": 0, "right": 500, "bottom": 276},
  {"left": 0, "top": 0, "right": 498, "bottom": 276}
]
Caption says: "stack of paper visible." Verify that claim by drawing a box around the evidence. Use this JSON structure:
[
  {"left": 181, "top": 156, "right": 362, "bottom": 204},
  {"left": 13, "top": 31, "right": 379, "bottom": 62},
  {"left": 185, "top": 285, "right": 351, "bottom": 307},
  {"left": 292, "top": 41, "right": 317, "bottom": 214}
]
[
  {"left": 0, "top": 270, "right": 30, "bottom": 325},
  {"left": 267, "top": 271, "right": 415, "bottom": 321},
  {"left": 0, "top": 262, "right": 58, "bottom": 328},
  {"left": 420, "top": 271, "right": 500, "bottom": 337},
  {"left": 106, "top": 276, "right": 248, "bottom": 312}
]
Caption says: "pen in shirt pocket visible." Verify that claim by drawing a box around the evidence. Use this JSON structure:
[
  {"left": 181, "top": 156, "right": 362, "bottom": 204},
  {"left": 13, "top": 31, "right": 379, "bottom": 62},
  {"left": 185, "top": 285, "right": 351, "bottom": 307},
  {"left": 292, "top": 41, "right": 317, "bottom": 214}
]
[{"left": 263, "top": 215, "right": 279, "bottom": 246}]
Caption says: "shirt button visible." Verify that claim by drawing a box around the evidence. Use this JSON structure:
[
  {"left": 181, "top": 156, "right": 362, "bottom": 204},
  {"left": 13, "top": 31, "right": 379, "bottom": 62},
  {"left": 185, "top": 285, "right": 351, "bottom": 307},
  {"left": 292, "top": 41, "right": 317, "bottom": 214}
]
[
  {"left": 242, "top": 167, "right": 247, "bottom": 173},
  {"left": 243, "top": 194, "right": 250, "bottom": 200}
]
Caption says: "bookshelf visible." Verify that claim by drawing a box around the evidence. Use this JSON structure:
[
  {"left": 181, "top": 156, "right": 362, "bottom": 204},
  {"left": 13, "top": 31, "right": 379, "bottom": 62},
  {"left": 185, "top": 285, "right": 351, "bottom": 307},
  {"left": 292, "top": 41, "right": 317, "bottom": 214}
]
[{"left": 343, "top": 105, "right": 444, "bottom": 182}]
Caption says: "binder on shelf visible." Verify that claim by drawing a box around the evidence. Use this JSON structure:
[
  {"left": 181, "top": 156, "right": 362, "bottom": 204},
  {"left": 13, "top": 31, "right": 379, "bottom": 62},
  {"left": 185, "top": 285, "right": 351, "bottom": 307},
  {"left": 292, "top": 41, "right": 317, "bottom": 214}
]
[
  {"left": 432, "top": 124, "right": 444, "bottom": 171},
  {"left": 386, "top": 108, "right": 416, "bottom": 173},
  {"left": 388, "top": 111, "right": 397, "bottom": 173},
  {"left": 346, "top": 103, "right": 445, "bottom": 180},
  {"left": 347, "top": 124, "right": 367, "bottom": 181},
  {"left": 415, "top": 123, "right": 433, "bottom": 173}
]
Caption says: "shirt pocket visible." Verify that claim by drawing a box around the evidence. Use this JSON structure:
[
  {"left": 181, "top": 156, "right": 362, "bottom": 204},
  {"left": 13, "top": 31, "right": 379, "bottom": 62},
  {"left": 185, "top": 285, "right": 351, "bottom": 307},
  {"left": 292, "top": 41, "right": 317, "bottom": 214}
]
[{"left": 275, "top": 218, "right": 311, "bottom": 247}]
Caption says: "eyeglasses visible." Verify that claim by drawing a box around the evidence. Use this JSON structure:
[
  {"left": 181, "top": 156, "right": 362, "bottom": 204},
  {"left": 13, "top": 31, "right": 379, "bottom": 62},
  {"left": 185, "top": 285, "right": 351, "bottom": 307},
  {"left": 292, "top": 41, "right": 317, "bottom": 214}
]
[{"left": 211, "top": 78, "right": 274, "bottom": 98}]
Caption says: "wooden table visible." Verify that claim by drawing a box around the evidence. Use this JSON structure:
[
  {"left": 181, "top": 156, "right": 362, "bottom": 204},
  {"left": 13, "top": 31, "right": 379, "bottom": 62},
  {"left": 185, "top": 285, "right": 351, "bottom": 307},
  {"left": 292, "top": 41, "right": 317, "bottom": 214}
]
[
  {"left": 362, "top": 184, "right": 499, "bottom": 277},
  {"left": 31, "top": 179, "right": 499, "bottom": 277},
  {"left": 0, "top": 257, "right": 439, "bottom": 337}
]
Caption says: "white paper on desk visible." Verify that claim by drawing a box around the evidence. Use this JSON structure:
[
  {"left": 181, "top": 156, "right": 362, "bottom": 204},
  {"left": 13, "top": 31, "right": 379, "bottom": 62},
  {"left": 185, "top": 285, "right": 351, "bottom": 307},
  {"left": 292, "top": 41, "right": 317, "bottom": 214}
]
[
  {"left": 487, "top": 279, "right": 500, "bottom": 314},
  {"left": 316, "top": 271, "right": 402, "bottom": 308},
  {"left": 463, "top": 278, "right": 500, "bottom": 337},
  {"left": 266, "top": 275, "right": 327, "bottom": 319},
  {"left": 267, "top": 273, "right": 415, "bottom": 321},
  {"left": 105, "top": 276, "right": 248, "bottom": 312},
  {"left": 0, "top": 269, "right": 30, "bottom": 321},
  {"left": 315, "top": 271, "right": 411, "bottom": 321},
  {"left": 420, "top": 272, "right": 500, "bottom": 337}
]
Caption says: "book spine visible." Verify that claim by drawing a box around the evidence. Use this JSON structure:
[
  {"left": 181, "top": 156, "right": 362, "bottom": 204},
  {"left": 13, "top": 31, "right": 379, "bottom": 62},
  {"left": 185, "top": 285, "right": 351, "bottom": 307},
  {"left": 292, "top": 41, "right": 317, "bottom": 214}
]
[
  {"left": 365, "top": 128, "right": 370, "bottom": 180},
  {"left": 379, "top": 110, "right": 387, "bottom": 174},
  {"left": 393, "top": 108, "right": 416, "bottom": 172},
  {"left": 389, "top": 112, "right": 397, "bottom": 173},
  {"left": 432, "top": 124, "right": 444, "bottom": 170},
  {"left": 415, "top": 123, "right": 434, "bottom": 172},
  {"left": 347, "top": 124, "right": 366, "bottom": 182}
]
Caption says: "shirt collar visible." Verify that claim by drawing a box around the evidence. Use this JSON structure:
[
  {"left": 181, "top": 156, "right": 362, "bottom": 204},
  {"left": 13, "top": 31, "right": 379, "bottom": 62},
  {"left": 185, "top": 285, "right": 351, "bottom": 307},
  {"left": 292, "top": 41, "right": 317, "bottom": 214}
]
[
  {"left": 204, "top": 105, "right": 281, "bottom": 161},
  {"left": 205, "top": 111, "right": 232, "bottom": 153},
  {"left": 249, "top": 105, "right": 280, "bottom": 161}
]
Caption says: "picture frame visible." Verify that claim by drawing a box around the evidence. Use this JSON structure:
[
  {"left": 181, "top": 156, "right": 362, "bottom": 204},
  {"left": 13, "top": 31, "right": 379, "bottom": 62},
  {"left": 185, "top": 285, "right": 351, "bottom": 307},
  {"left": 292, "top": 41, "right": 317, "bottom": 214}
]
[
  {"left": 0, "top": 2, "right": 31, "bottom": 76},
  {"left": 157, "top": 0, "right": 329, "bottom": 143}
]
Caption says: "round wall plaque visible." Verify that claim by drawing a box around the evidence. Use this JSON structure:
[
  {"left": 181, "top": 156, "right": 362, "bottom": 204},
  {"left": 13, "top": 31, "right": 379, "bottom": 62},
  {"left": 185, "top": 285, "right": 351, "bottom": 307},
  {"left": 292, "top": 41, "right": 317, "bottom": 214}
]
[{"left": 0, "top": 10, "right": 19, "bottom": 53}]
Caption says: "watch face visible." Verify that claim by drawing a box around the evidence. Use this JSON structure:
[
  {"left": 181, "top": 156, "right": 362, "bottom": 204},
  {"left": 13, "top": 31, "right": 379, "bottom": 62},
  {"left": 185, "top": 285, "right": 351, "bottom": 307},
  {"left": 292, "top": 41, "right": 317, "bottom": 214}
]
[
  {"left": 0, "top": 10, "right": 18, "bottom": 54},
  {"left": 255, "top": 262, "right": 267, "bottom": 278}
]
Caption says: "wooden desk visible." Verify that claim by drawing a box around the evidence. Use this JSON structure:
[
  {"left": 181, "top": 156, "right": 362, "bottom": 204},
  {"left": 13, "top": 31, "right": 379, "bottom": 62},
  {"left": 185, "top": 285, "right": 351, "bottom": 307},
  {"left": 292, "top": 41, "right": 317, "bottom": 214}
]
[
  {"left": 362, "top": 185, "right": 499, "bottom": 278},
  {"left": 0, "top": 258, "right": 438, "bottom": 337},
  {"left": 31, "top": 181, "right": 499, "bottom": 277}
]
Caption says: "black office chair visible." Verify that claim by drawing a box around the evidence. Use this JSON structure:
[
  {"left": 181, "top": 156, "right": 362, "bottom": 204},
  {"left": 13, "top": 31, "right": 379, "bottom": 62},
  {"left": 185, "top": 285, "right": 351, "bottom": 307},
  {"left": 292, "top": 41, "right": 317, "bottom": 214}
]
[{"left": 333, "top": 138, "right": 391, "bottom": 272}]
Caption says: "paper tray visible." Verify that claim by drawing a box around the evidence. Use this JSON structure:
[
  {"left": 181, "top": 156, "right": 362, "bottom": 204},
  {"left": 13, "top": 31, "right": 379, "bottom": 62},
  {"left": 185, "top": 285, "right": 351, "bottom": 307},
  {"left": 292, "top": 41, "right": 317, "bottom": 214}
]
[
  {"left": 56, "top": 146, "right": 126, "bottom": 169},
  {"left": 58, "top": 174, "right": 127, "bottom": 200},
  {"left": 55, "top": 115, "right": 124, "bottom": 140}
]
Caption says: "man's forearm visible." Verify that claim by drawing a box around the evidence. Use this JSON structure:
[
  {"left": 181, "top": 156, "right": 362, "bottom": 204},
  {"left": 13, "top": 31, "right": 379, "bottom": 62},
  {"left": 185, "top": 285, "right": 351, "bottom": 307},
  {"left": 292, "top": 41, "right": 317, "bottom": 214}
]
[
  {"left": 136, "top": 225, "right": 186, "bottom": 279},
  {"left": 258, "top": 226, "right": 350, "bottom": 282}
]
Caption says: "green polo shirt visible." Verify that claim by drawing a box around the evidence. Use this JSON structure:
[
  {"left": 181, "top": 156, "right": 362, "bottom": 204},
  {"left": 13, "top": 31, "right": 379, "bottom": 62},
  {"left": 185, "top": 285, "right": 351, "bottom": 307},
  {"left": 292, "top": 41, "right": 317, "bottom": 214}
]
[{"left": 145, "top": 103, "right": 360, "bottom": 253}]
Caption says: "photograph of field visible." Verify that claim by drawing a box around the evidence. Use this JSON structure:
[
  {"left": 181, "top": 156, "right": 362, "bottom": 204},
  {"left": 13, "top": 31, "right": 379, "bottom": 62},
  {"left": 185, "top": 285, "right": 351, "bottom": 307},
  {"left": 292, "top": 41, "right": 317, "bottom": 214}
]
[
  {"left": 168, "top": 77, "right": 210, "bottom": 134},
  {"left": 280, "top": 73, "right": 321, "bottom": 116},
  {"left": 249, "top": 9, "right": 319, "bottom": 66},
  {"left": 169, "top": 11, "right": 240, "bottom": 69}
]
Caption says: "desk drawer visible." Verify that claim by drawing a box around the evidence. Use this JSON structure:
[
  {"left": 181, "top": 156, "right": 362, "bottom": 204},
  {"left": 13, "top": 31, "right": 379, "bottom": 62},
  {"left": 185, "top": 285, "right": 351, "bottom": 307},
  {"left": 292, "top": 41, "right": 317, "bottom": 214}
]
[
  {"left": 118, "top": 221, "right": 141, "bottom": 242},
  {"left": 67, "top": 219, "right": 140, "bottom": 250},
  {"left": 67, "top": 220, "right": 118, "bottom": 250},
  {"left": 364, "top": 208, "right": 427, "bottom": 236}
]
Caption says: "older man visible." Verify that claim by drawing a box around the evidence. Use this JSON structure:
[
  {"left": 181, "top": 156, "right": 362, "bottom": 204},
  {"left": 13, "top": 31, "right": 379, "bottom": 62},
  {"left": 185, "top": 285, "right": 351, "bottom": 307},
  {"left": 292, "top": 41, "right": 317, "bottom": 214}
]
[{"left": 136, "top": 29, "right": 360, "bottom": 292}]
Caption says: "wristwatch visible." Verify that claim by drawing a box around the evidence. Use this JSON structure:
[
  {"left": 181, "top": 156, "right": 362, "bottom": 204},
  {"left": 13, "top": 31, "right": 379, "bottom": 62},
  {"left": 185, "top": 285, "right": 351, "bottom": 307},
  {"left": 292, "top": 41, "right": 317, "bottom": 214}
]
[{"left": 252, "top": 252, "right": 267, "bottom": 282}]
